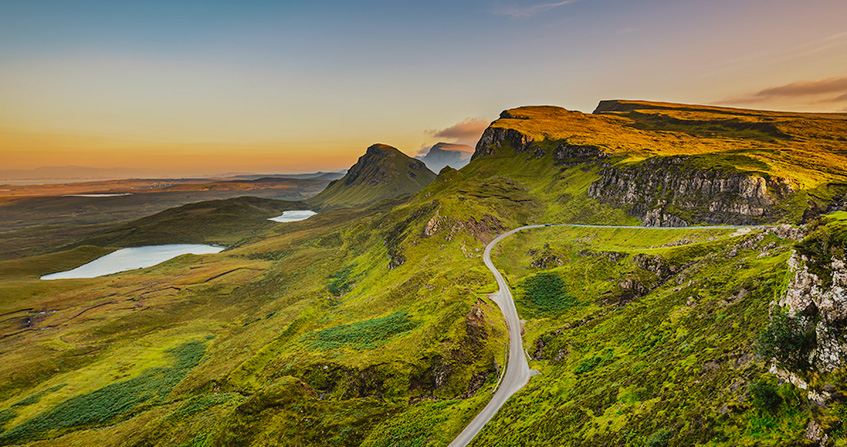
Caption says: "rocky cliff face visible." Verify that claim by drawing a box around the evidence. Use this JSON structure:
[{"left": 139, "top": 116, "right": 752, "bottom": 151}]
[
  {"left": 472, "top": 125, "right": 533, "bottom": 159},
  {"left": 588, "top": 156, "right": 794, "bottom": 226},
  {"left": 779, "top": 253, "right": 847, "bottom": 372}
]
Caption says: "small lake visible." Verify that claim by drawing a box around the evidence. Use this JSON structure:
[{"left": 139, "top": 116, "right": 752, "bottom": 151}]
[
  {"left": 65, "top": 193, "right": 132, "bottom": 198},
  {"left": 268, "top": 210, "right": 316, "bottom": 222},
  {"left": 41, "top": 244, "right": 224, "bottom": 280}
]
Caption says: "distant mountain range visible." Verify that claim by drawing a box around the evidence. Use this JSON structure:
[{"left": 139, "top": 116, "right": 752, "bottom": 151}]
[
  {"left": 0, "top": 166, "right": 160, "bottom": 183},
  {"left": 0, "top": 166, "right": 347, "bottom": 185},
  {"left": 417, "top": 142, "right": 472, "bottom": 173}
]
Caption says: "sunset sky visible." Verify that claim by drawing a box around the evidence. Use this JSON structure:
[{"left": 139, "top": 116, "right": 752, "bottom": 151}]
[{"left": 2, "top": 0, "right": 846, "bottom": 177}]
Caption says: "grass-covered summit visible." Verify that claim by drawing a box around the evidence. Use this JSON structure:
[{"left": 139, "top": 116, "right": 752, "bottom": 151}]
[
  {"left": 311, "top": 143, "right": 436, "bottom": 208},
  {"left": 471, "top": 100, "right": 847, "bottom": 225}
]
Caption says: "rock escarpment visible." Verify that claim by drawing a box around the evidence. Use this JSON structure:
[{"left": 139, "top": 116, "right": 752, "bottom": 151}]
[
  {"left": 779, "top": 252, "right": 847, "bottom": 372},
  {"left": 588, "top": 156, "right": 794, "bottom": 226}
]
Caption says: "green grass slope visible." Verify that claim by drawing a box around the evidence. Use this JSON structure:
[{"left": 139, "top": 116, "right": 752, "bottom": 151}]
[
  {"left": 0, "top": 100, "right": 845, "bottom": 446},
  {"left": 75, "top": 196, "right": 306, "bottom": 249}
]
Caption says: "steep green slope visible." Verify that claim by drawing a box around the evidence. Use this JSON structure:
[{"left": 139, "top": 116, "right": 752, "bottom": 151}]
[{"left": 310, "top": 144, "right": 436, "bottom": 208}]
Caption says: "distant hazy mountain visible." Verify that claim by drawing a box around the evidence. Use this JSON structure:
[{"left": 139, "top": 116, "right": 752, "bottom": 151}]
[
  {"left": 310, "top": 143, "right": 436, "bottom": 207},
  {"left": 228, "top": 171, "right": 346, "bottom": 181},
  {"left": 0, "top": 166, "right": 158, "bottom": 183},
  {"left": 417, "top": 142, "right": 472, "bottom": 173}
]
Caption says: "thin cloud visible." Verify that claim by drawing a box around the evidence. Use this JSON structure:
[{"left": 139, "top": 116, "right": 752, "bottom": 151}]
[
  {"left": 493, "top": 0, "right": 578, "bottom": 18},
  {"left": 427, "top": 118, "right": 489, "bottom": 146},
  {"left": 755, "top": 77, "right": 847, "bottom": 98},
  {"left": 721, "top": 76, "right": 847, "bottom": 104}
]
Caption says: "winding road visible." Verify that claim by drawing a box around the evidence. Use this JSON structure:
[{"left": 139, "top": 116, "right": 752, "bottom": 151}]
[{"left": 448, "top": 223, "right": 751, "bottom": 447}]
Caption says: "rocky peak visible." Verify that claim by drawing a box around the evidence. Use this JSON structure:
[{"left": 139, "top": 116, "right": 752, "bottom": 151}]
[
  {"left": 311, "top": 143, "right": 436, "bottom": 208},
  {"left": 343, "top": 143, "right": 430, "bottom": 187},
  {"left": 365, "top": 143, "right": 399, "bottom": 157}
]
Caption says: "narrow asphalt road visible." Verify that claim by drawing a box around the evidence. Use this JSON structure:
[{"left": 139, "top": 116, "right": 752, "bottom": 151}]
[{"left": 448, "top": 223, "right": 751, "bottom": 447}]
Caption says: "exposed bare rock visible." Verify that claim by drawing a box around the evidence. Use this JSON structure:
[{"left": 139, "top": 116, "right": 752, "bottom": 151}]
[
  {"left": 805, "top": 419, "right": 829, "bottom": 446},
  {"left": 528, "top": 243, "right": 563, "bottom": 269},
  {"left": 472, "top": 125, "right": 533, "bottom": 159},
  {"left": 588, "top": 155, "right": 794, "bottom": 226},
  {"left": 553, "top": 142, "right": 608, "bottom": 166},
  {"left": 423, "top": 212, "right": 441, "bottom": 237},
  {"left": 779, "top": 253, "right": 847, "bottom": 371}
]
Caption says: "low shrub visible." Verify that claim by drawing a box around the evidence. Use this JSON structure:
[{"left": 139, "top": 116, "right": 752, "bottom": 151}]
[
  {"left": 749, "top": 379, "right": 782, "bottom": 414},
  {"left": 306, "top": 312, "right": 418, "bottom": 350},
  {"left": 0, "top": 341, "right": 205, "bottom": 444},
  {"left": 522, "top": 272, "right": 575, "bottom": 313},
  {"left": 756, "top": 310, "right": 815, "bottom": 370}
]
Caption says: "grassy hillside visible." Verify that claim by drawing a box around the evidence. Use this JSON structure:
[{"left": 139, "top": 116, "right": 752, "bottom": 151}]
[
  {"left": 76, "top": 196, "right": 307, "bottom": 249},
  {"left": 0, "top": 101, "right": 845, "bottom": 446}
]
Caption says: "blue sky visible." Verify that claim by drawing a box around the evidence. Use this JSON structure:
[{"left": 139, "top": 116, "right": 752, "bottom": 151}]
[{"left": 1, "top": 0, "right": 846, "bottom": 174}]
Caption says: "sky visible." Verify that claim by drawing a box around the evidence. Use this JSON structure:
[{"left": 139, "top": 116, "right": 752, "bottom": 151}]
[{"left": 1, "top": 0, "right": 846, "bottom": 177}]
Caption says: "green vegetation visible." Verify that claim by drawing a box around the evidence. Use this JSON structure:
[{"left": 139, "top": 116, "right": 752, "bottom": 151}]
[
  {"left": 305, "top": 312, "right": 419, "bottom": 350},
  {"left": 328, "top": 265, "right": 356, "bottom": 296},
  {"left": 79, "top": 196, "right": 305, "bottom": 248},
  {"left": 170, "top": 393, "right": 238, "bottom": 419},
  {"left": 471, "top": 224, "right": 816, "bottom": 446},
  {"left": 520, "top": 272, "right": 575, "bottom": 313},
  {"left": 749, "top": 378, "right": 782, "bottom": 414},
  {"left": 1, "top": 101, "right": 846, "bottom": 445},
  {"left": 756, "top": 310, "right": 815, "bottom": 370},
  {"left": 0, "top": 341, "right": 205, "bottom": 444},
  {"left": 311, "top": 144, "right": 436, "bottom": 208}
]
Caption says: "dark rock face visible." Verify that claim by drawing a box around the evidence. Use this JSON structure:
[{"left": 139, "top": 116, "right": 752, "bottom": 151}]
[
  {"left": 588, "top": 156, "right": 794, "bottom": 226},
  {"left": 472, "top": 126, "right": 533, "bottom": 159},
  {"left": 553, "top": 142, "right": 608, "bottom": 166}
]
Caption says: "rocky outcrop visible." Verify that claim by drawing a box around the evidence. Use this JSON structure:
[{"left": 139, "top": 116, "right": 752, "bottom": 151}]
[
  {"left": 529, "top": 243, "right": 563, "bottom": 269},
  {"left": 588, "top": 156, "right": 794, "bottom": 226},
  {"left": 553, "top": 142, "right": 608, "bottom": 166},
  {"left": 779, "top": 253, "right": 847, "bottom": 372},
  {"left": 472, "top": 126, "right": 533, "bottom": 159}
]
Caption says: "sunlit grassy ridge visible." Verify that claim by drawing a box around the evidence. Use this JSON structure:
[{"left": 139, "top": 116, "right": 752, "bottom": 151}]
[{"left": 489, "top": 100, "right": 847, "bottom": 189}]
